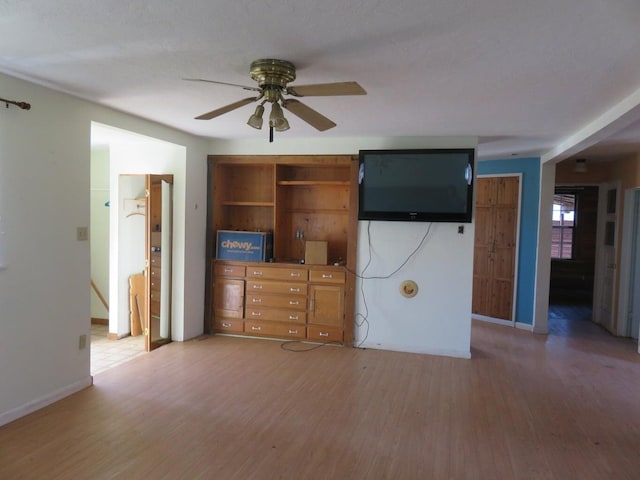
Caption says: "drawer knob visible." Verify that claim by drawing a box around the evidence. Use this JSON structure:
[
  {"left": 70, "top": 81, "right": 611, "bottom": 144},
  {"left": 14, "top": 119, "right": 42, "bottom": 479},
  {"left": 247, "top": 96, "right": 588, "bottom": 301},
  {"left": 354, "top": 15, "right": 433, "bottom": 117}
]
[
  {"left": 289, "top": 300, "right": 299, "bottom": 305},
  {"left": 290, "top": 272, "right": 301, "bottom": 277},
  {"left": 251, "top": 326, "right": 261, "bottom": 331},
  {"left": 253, "top": 284, "right": 263, "bottom": 289},
  {"left": 289, "top": 315, "right": 299, "bottom": 320},
  {"left": 224, "top": 268, "right": 232, "bottom": 273},
  {"left": 251, "top": 311, "right": 261, "bottom": 316},
  {"left": 322, "top": 274, "right": 333, "bottom": 279},
  {"left": 319, "top": 332, "right": 329, "bottom": 337},
  {"left": 252, "top": 298, "right": 262, "bottom": 303},
  {"left": 288, "top": 329, "right": 298, "bottom": 334},
  {"left": 290, "top": 287, "right": 300, "bottom": 292},
  {"left": 253, "top": 271, "right": 263, "bottom": 276},
  {"left": 222, "top": 322, "right": 231, "bottom": 328}
]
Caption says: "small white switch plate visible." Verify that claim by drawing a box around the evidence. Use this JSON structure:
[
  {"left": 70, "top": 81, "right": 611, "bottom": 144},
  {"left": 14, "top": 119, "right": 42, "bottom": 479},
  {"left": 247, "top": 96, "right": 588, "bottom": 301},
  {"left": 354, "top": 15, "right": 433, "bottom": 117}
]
[{"left": 77, "top": 227, "right": 89, "bottom": 241}]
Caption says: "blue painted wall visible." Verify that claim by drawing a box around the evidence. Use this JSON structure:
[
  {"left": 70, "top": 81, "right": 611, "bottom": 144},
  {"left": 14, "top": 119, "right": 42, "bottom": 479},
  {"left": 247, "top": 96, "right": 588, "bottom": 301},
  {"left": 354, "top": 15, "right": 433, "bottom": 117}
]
[{"left": 477, "top": 157, "right": 541, "bottom": 325}]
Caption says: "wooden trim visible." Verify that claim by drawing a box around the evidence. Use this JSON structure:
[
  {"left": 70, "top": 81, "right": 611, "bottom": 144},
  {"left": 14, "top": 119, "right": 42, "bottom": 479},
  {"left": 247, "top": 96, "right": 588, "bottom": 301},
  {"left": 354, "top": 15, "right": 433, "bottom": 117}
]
[
  {"left": 107, "top": 332, "right": 119, "bottom": 341},
  {"left": 91, "top": 318, "right": 108, "bottom": 325}
]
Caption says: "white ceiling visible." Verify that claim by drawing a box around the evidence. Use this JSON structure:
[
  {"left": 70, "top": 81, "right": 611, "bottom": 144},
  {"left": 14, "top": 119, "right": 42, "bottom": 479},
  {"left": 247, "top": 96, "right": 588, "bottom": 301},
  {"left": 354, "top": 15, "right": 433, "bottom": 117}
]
[{"left": 2, "top": 0, "right": 640, "bottom": 161}]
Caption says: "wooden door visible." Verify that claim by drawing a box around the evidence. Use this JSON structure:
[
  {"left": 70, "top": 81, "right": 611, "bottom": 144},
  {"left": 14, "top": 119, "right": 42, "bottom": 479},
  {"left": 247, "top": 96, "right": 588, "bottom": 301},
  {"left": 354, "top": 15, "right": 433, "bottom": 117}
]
[
  {"left": 472, "top": 176, "right": 520, "bottom": 321},
  {"left": 145, "top": 175, "right": 173, "bottom": 352},
  {"left": 593, "top": 182, "right": 618, "bottom": 333},
  {"left": 309, "top": 284, "right": 344, "bottom": 327}
]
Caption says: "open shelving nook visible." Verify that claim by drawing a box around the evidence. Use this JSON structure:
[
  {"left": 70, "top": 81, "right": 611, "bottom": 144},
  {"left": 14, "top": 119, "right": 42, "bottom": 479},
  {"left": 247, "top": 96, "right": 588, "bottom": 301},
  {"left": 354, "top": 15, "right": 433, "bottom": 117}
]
[{"left": 205, "top": 154, "right": 359, "bottom": 345}]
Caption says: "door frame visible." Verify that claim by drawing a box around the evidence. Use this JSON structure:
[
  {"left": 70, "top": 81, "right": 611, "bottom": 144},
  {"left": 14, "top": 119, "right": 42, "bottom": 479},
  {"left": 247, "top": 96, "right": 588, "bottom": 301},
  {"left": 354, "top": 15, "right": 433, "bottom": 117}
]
[
  {"left": 617, "top": 187, "right": 640, "bottom": 338},
  {"left": 472, "top": 173, "right": 523, "bottom": 328}
]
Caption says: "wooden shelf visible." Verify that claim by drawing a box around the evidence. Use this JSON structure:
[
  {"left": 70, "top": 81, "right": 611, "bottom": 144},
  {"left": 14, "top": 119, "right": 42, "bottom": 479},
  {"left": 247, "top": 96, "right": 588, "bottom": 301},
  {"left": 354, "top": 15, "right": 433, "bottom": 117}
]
[
  {"left": 221, "top": 201, "right": 274, "bottom": 207},
  {"left": 285, "top": 208, "right": 349, "bottom": 215},
  {"left": 277, "top": 181, "right": 350, "bottom": 186}
]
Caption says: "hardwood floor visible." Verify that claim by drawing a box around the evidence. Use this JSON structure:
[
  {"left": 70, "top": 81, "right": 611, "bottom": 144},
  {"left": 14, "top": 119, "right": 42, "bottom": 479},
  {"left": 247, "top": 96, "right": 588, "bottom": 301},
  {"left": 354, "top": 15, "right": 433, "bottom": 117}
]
[{"left": 1, "top": 319, "right": 639, "bottom": 479}]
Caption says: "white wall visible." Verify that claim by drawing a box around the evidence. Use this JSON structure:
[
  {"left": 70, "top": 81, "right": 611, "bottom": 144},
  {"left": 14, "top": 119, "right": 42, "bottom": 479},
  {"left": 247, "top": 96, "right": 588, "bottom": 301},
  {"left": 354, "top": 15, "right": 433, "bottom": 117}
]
[
  {"left": 90, "top": 146, "right": 110, "bottom": 319},
  {"left": 0, "top": 72, "right": 208, "bottom": 426},
  {"left": 115, "top": 174, "right": 146, "bottom": 336},
  {"left": 210, "top": 136, "right": 477, "bottom": 358}
]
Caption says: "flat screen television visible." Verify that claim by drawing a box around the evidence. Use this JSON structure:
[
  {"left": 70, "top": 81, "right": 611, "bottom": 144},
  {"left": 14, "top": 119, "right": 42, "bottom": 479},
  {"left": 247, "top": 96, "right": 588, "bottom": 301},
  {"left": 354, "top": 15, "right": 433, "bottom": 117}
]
[{"left": 358, "top": 148, "right": 475, "bottom": 222}]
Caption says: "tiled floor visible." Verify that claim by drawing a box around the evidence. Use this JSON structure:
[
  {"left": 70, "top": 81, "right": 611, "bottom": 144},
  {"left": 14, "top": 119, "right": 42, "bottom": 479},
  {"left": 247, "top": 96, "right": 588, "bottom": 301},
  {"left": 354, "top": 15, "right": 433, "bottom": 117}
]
[{"left": 90, "top": 324, "right": 146, "bottom": 375}]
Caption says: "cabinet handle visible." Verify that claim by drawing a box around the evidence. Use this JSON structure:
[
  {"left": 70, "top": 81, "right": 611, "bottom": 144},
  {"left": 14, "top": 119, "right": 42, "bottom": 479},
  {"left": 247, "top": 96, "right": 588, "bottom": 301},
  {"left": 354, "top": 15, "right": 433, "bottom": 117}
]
[
  {"left": 288, "top": 329, "right": 298, "bottom": 334},
  {"left": 224, "top": 268, "right": 233, "bottom": 273},
  {"left": 289, "top": 315, "right": 299, "bottom": 320},
  {"left": 251, "top": 311, "right": 262, "bottom": 316},
  {"left": 253, "top": 271, "right": 263, "bottom": 276},
  {"left": 252, "top": 298, "right": 262, "bottom": 303},
  {"left": 319, "top": 332, "right": 329, "bottom": 337},
  {"left": 290, "top": 272, "right": 301, "bottom": 277},
  {"left": 252, "top": 284, "right": 263, "bottom": 289},
  {"left": 289, "top": 300, "right": 299, "bottom": 305},
  {"left": 251, "top": 326, "right": 261, "bottom": 331},
  {"left": 322, "top": 274, "right": 333, "bottom": 279},
  {"left": 222, "top": 322, "right": 231, "bottom": 328},
  {"left": 290, "top": 287, "right": 300, "bottom": 292}
]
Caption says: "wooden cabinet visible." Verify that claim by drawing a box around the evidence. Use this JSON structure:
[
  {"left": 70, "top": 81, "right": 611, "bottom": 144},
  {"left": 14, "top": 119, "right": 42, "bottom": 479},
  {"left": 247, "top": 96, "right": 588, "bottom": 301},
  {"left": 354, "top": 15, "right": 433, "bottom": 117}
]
[
  {"left": 206, "top": 155, "right": 358, "bottom": 345},
  {"left": 212, "top": 261, "right": 347, "bottom": 343}
]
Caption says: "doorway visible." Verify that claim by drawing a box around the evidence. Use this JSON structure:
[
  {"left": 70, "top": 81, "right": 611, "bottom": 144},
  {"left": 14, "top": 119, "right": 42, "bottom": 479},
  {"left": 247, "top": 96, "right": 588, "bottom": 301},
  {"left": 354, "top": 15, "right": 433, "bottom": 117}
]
[
  {"left": 90, "top": 123, "right": 183, "bottom": 375},
  {"left": 548, "top": 186, "right": 598, "bottom": 334}
]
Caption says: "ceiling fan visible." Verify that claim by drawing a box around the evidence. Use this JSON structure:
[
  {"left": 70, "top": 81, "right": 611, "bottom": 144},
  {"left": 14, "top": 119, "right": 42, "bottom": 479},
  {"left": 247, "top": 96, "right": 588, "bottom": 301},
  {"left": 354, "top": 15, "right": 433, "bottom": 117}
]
[{"left": 185, "top": 59, "right": 366, "bottom": 141}]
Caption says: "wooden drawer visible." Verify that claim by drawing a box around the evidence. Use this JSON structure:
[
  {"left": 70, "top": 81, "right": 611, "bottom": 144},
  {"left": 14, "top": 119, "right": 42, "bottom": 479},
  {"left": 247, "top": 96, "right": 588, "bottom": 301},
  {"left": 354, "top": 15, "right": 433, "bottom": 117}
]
[
  {"left": 245, "top": 320, "right": 305, "bottom": 339},
  {"left": 307, "top": 325, "right": 343, "bottom": 343},
  {"left": 247, "top": 266, "right": 307, "bottom": 281},
  {"left": 214, "top": 318, "right": 244, "bottom": 333},
  {"left": 309, "top": 269, "right": 345, "bottom": 284},
  {"left": 246, "top": 293, "right": 306, "bottom": 310},
  {"left": 246, "top": 280, "right": 307, "bottom": 296},
  {"left": 215, "top": 264, "right": 246, "bottom": 277},
  {"left": 245, "top": 307, "right": 306, "bottom": 323}
]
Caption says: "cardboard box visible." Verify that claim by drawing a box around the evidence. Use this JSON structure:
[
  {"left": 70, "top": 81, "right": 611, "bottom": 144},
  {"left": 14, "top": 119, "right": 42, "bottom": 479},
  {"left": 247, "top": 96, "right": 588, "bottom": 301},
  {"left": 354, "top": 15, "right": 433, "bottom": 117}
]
[
  {"left": 304, "top": 240, "right": 328, "bottom": 265},
  {"left": 217, "top": 230, "right": 273, "bottom": 262}
]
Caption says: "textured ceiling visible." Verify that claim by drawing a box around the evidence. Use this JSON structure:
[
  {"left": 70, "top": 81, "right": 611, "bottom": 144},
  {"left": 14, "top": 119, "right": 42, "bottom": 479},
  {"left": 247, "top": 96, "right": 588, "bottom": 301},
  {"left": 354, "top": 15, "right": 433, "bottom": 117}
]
[{"left": 2, "top": 0, "right": 640, "bottom": 160}]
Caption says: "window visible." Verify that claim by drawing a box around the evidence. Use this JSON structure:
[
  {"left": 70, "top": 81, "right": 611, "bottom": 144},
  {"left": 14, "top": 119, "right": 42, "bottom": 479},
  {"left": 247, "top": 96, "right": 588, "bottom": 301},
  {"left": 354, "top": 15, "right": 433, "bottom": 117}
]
[{"left": 552, "top": 194, "right": 576, "bottom": 259}]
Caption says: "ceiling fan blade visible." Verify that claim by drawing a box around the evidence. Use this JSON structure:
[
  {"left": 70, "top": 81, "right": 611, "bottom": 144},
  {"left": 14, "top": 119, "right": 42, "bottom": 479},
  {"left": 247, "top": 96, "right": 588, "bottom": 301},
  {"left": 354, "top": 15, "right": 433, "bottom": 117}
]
[
  {"left": 287, "top": 81, "right": 366, "bottom": 97},
  {"left": 195, "top": 97, "right": 258, "bottom": 120},
  {"left": 282, "top": 99, "right": 336, "bottom": 131},
  {"left": 183, "top": 78, "right": 261, "bottom": 93}
]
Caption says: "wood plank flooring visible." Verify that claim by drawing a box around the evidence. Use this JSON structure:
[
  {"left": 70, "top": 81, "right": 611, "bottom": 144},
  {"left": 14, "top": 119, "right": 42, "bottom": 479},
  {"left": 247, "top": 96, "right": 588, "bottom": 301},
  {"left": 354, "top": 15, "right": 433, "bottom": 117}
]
[{"left": 1, "top": 318, "right": 639, "bottom": 479}]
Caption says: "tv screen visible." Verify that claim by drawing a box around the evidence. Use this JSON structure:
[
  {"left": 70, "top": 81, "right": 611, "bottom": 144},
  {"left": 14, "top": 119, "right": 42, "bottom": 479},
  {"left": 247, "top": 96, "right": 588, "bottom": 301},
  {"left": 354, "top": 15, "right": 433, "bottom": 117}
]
[{"left": 358, "top": 148, "right": 475, "bottom": 222}]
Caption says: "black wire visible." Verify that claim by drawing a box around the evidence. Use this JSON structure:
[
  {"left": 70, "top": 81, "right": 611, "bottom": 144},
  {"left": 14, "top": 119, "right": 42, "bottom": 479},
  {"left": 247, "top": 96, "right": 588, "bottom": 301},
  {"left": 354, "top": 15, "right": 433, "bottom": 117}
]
[{"left": 280, "top": 340, "right": 342, "bottom": 352}]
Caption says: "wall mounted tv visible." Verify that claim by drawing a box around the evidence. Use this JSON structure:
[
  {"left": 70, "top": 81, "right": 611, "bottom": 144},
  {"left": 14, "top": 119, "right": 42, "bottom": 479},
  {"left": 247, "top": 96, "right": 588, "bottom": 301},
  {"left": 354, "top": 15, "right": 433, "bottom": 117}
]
[{"left": 358, "top": 148, "right": 475, "bottom": 222}]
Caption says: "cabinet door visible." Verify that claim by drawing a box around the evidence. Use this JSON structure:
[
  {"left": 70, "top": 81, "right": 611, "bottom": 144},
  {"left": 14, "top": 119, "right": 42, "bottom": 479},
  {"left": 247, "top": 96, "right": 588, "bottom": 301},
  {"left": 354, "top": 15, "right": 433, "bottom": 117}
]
[
  {"left": 309, "top": 284, "right": 344, "bottom": 327},
  {"left": 214, "top": 278, "right": 245, "bottom": 319}
]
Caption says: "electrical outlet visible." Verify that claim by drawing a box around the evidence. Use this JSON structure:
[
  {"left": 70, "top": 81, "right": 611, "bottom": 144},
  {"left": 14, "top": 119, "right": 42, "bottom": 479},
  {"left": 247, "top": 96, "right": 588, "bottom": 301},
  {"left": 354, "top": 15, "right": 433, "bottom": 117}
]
[
  {"left": 78, "top": 334, "right": 87, "bottom": 350},
  {"left": 77, "top": 227, "right": 89, "bottom": 241}
]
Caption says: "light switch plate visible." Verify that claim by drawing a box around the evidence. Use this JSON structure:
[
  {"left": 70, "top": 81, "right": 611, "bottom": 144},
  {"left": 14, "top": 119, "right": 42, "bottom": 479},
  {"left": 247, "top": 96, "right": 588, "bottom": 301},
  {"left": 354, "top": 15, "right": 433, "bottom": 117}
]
[{"left": 77, "top": 227, "right": 89, "bottom": 241}]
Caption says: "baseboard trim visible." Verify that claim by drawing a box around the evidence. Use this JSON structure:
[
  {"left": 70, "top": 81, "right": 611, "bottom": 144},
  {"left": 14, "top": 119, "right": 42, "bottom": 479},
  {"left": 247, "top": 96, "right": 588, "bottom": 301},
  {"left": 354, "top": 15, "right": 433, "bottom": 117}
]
[
  {"left": 472, "top": 315, "right": 515, "bottom": 328},
  {"left": 357, "top": 342, "right": 471, "bottom": 359},
  {"left": 91, "top": 317, "right": 108, "bottom": 325},
  {"left": 472, "top": 315, "right": 535, "bottom": 332},
  {"left": 0, "top": 376, "right": 93, "bottom": 427},
  {"left": 515, "top": 322, "right": 534, "bottom": 332}
]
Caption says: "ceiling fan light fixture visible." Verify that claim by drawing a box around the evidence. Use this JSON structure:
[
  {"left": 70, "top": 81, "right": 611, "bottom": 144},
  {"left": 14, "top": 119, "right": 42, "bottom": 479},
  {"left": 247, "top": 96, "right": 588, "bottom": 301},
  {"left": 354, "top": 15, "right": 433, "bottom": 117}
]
[
  {"left": 247, "top": 104, "right": 265, "bottom": 129},
  {"left": 269, "top": 102, "right": 288, "bottom": 131}
]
